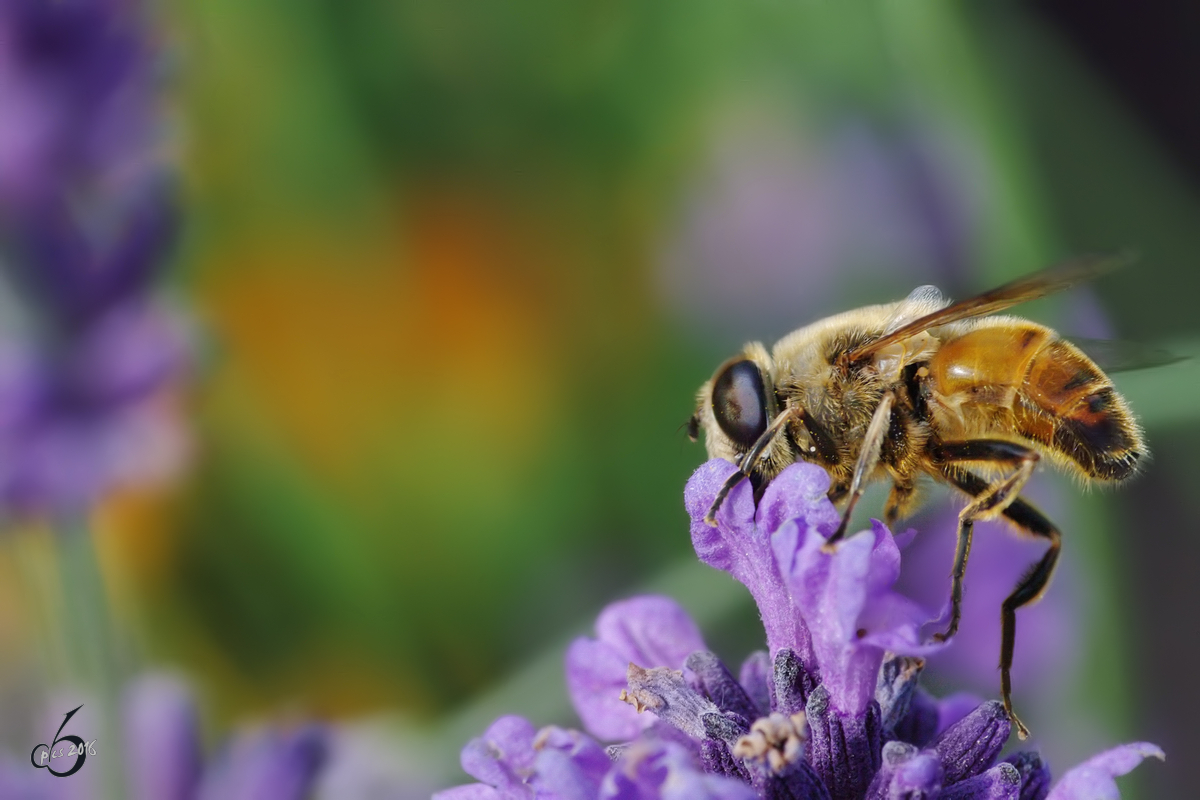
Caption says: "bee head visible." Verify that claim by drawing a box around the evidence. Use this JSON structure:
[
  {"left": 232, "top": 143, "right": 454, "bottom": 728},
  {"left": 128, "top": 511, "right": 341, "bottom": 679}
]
[{"left": 694, "top": 343, "right": 777, "bottom": 464}]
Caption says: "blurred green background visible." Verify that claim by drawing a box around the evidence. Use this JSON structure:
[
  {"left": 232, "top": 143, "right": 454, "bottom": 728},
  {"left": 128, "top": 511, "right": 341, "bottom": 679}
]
[{"left": 3, "top": 2, "right": 1198, "bottom": 796}]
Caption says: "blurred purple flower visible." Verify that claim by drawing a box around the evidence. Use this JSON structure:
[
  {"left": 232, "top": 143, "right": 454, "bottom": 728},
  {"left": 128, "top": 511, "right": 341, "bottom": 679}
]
[
  {"left": 0, "top": 206, "right": 189, "bottom": 516},
  {"left": 0, "top": 0, "right": 159, "bottom": 209},
  {"left": 9, "top": 190, "right": 177, "bottom": 333},
  {"left": 197, "top": 727, "right": 327, "bottom": 800},
  {"left": 0, "top": 0, "right": 188, "bottom": 518},
  {"left": 657, "top": 115, "right": 984, "bottom": 333},
  {"left": 440, "top": 459, "right": 1162, "bottom": 799},
  {"left": 124, "top": 673, "right": 328, "bottom": 800},
  {"left": 124, "top": 674, "right": 202, "bottom": 800},
  {"left": 0, "top": 674, "right": 328, "bottom": 800},
  {"left": 1045, "top": 743, "right": 1165, "bottom": 800}
]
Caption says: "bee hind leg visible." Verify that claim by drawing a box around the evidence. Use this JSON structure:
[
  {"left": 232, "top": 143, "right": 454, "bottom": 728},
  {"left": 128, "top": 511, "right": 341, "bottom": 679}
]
[
  {"left": 994, "top": 496, "right": 1060, "bottom": 741},
  {"left": 935, "top": 442, "right": 1059, "bottom": 741}
]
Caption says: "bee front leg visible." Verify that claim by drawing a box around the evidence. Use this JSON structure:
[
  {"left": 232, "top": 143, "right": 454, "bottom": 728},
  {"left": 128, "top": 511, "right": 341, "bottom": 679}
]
[
  {"left": 704, "top": 406, "right": 797, "bottom": 526},
  {"left": 828, "top": 392, "right": 895, "bottom": 543}
]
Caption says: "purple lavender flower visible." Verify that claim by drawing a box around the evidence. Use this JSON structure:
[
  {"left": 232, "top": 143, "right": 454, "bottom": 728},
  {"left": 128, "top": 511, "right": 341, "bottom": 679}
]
[
  {"left": 0, "top": 0, "right": 188, "bottom": 518},
  {"left": 656, "top": 115, "right": 984, "bottom": 334},
  {"left": 123, "top": 674, "right": 203, "bottom": 800},
  {"left": 565, "top": 595, "right": 708, "bottom": 742},
  {"left": 0, "top": 0, "right": 159, "bottom": 209},
  {"left": 125, "top": 674, "right": 329, "bottom": 800},
  {"left": 0, "top": 200, "right": 189, "bottom": 516},
  {"left": 0, "top": 673, "right": 328, "bottom": 800},
  {"left": 433, "top": 714, "right": 755, "bottom": 800},
  {"left": 440, "top": 459, "right": 1163, "bottom": 799}
]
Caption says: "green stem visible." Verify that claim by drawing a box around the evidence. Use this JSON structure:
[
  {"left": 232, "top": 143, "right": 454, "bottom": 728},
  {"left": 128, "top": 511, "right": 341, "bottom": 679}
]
[{"left": 56, "top": 516, "right": 127, "bottom": 800}]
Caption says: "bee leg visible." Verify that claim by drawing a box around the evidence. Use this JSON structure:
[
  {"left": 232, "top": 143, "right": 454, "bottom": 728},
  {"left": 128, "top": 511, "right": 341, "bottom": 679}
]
[
  {"left": 828, "top": 392, "right": 895, "bottom": 543},
  {"left": 936, "top": 447, "right": 1057, "bottom": 741},
  {"left": 794, "top": 406, "right": 841, "bottom": 466},
  {"left": 996, "top": 498, "right": 1059, "bottom": 741},
  {"left": 884, "top": 480, "right": 917, "bottom": 527},
  {"left": 705, "top": 406, "right": 797, "bottom": 526},
  {"left": 931, "top": 441, "right": 1039, "bottom": 640}
]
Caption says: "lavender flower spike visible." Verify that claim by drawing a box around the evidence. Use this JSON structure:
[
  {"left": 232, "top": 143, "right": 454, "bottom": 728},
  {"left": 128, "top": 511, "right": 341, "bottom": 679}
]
[
  {"left": 0, "top": 0, "right": 159, "bottom": 207},
  {"left": 0, "top": 0, "right": 190, "bottom": 518},
  {"left": 440, "top": 459, "right": 1164, "bottom": 799}
]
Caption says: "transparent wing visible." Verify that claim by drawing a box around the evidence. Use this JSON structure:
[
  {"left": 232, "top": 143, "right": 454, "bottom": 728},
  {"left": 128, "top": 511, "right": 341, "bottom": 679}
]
[
  {"left": 883, "top": 285, "right": 948, "bottom": 335},
  {"left": 844, "top": 252, "right": 1134, "bottom": 362},
  {"left": 1072, "top": 337, "right": 1187, "bottom": 373}
]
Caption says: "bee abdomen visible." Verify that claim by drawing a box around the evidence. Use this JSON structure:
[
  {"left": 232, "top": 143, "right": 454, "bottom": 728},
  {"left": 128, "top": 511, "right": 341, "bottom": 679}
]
[
  {"left": 1053, "top": 387, "right": 1142, "bottom": 480},
  {"left": 1018, "top": 339, "right": 1143, "bottom": 481}
]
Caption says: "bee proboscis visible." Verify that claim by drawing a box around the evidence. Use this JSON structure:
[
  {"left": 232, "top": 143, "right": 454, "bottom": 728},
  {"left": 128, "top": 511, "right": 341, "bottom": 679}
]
[{"left": 690, "top": 255, "right": 1145, "bottom": 739}]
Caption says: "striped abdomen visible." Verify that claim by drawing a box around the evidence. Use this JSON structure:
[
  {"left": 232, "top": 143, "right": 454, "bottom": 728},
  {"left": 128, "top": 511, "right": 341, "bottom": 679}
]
[{"left": 928, "top": 321, "right": 1143, "bottom": 481}]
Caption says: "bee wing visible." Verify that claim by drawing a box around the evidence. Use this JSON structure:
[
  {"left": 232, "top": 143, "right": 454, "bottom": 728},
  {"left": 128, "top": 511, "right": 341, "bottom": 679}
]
[
  {"left": 883, "top": 284, "right": 949, "bottom": 335},
  {"left": 845, "top": 252, "right": 1133, "bottom": 361},
  {"left": 1071, "top": 337, "right": 1188, "bottom": 373}
]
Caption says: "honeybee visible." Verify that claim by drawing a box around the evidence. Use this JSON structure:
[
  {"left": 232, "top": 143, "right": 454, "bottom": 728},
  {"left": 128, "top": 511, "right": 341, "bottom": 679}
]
[{"left": 689, "top": 255, "right": 1145, "bottom": 739}]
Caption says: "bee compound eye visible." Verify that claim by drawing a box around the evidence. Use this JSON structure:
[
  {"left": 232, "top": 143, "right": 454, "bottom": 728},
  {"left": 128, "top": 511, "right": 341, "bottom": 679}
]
[{"left": 711, "top": 359, "right": 769, "bottom": 448}]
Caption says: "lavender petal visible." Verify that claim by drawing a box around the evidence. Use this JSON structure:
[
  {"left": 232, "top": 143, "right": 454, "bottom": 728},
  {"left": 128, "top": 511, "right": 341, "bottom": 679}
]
[
  {"left": 775, "top": 521, "right": 883, "bottom": 717},
  {"left": 755, "top": 458, "right": 840, "bottom": 538},
  {"left": 600, "top": 739, "right": 756, "bottom": 800},
  {"left": 566, "top": 596, "right": 707, "bottom": 742},
  {"left": 431, "top": 785, "right": 505, "bottom": 800},
  {"left": 458, "top": 716, "right": 538, "bottom": 791},
  {"left": 531, "top": 727, "right": 610, "bottom": 800},
  {"left": 1045, "top": 743, "right": 1164, "bottom": 800},
  {"left": 739, "top": 651, "right": 771, "bottom": 718},
  {"left": 685, "top": 459, "right": 813, "bottom": 662}
]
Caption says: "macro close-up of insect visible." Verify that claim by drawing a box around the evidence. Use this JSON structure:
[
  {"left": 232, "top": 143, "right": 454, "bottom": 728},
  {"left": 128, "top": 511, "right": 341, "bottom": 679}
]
[
  {"left": 689, "top": 255, "right": 1145, "bottom": 739},
  {"left": 6, "top": 2, "right": 1197, "bottom": 796}
]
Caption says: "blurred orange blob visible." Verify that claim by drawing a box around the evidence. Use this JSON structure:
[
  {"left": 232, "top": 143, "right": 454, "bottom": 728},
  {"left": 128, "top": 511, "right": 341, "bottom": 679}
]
[{"left": 200, "top": 188, "right": 568, "bottom": 496}]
